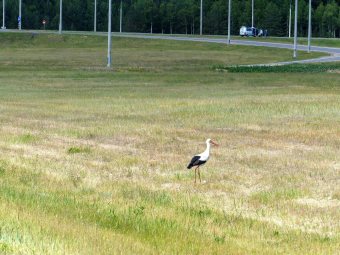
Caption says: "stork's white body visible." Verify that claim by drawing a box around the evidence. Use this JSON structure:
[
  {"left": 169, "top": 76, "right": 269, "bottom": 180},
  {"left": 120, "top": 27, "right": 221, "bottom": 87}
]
[{"left": 187, "top": 139, "right": 218, "bottom": 183}]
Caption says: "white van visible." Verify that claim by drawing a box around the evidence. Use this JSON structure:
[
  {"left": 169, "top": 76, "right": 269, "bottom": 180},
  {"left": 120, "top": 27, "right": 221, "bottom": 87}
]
[
  {"left": 240, "top": 26, "right": 253, "bottom": 36},
  {"left": 240, "top": 26, "right": 247, "bottom": 36}
]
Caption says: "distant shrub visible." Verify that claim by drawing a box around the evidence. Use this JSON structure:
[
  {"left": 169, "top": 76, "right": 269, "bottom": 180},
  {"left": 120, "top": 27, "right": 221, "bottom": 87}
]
[{"left": 214, "top": 63, "right": 340, "bottom": 73}]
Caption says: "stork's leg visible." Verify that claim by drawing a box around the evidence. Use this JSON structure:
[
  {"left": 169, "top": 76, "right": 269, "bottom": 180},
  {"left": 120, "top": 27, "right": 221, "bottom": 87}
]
[
  {"left": 194, "top": 166, "right": 198, "bottom": 184},
  {"left": 197, "top": 167, "right": 201, "bottom": 183}
]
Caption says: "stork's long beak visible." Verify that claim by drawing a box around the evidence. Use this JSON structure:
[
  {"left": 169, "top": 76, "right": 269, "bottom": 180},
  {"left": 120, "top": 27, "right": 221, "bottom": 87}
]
[{"left": 210, "top": 140, "right": 219, "bottom": 146}]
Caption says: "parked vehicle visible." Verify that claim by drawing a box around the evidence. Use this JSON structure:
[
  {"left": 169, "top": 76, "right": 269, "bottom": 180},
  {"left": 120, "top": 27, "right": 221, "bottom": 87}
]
[
  {"left": 240, "top": 26, "right": 247, "bottom": 36},
  {"left": 240, "top": 26, "right": 268, "bottom": 37},
  {"left": 240, "top": 26, "right": 253, "bottom": 36},
  {"left": 257, "top": 29, "right": 268, "bottom": 37}
]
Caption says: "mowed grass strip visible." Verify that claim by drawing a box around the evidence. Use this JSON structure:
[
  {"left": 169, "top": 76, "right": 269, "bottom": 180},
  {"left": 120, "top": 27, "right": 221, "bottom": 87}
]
[{"left": 0, "top": 33, "right": 339, "bottom": 254}]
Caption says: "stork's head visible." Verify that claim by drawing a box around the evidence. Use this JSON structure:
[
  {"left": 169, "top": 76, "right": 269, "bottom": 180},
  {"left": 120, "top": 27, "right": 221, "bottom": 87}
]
[{"left": 206, "top": 138, "right": 218, "bottom": 146}]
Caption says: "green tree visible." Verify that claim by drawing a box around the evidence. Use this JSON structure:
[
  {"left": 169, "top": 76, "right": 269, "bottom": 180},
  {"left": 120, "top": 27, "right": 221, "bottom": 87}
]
[
  {"left": 315, "top": 2, "right": 325, "bottom": 36},
  {"left": 263, "top": 2, "right": 281, "bottom": 36},
  {"left": 0, "top": 0, "right": 339, "bottom": 37},
  {"left": 165, "top": 0, "right": 176, "bottom": 34},
  {"left": 205, "top": 0, "right": 227, "bottom": 34},
  {"left": 323, "top": 1, "right": 339, "bottom": 37}
]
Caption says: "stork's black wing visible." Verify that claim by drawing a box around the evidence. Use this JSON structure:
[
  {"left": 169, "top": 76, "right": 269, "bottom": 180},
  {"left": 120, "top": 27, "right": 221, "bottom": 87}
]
[{"left": 187, "top": 156, "right": 201, "bottom": 169}]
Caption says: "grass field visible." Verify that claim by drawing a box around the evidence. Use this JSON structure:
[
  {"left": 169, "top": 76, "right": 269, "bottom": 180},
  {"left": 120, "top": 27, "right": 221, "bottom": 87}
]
[{"left": 0, "top": 32, "right": 339, "bottom": 254}]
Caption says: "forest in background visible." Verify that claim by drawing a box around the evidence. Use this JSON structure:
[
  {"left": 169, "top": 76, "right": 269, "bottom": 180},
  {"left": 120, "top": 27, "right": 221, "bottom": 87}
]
[{"left": 1, "top": 0, "right": 340, "bottom": 37}]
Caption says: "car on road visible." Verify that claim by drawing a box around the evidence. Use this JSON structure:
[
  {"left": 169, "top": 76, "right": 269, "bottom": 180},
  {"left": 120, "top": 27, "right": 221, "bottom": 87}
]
[
  {"left": 240, "top": 26, "right": 253, "bottom": 36},
  {"left": 240, "top": 26, "right": 267, "bottom": 37}
]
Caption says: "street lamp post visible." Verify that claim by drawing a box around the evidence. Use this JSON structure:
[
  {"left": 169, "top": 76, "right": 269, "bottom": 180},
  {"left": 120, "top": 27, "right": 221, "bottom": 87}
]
[
  {"left": 120, "top": 0, "right": 123, "bottom": 33},
  {"left": 293, "top": 0, "right": 298, "bottom": 58},
  {"left": 307, "top": 0, "right": 311, "bottom": 53},
  {"left": 107, "top": 0, "right": 112, "bottom": 67},
  {"left": 200, "top": 0, "right": 203, "bottom": 35},
  {"left": 251, "top": 0, "right": 254, "bottom": 28},
  {"left": 227, "top": 0, "right": 231, "bottom": 44},
  {"left": 2, "top": 0, "right": 5, "bottom": 30},
  {"left": 289, "top": 1, "right": 292, "bottom": 38},
  {"left": 94, "top": 0, "right": 97, "bottom": 32},
  {"left": 19, "top": 0, "right": 22, "bottom": 30},
  {"left": 59, "top": 0, "right": 62, "bottom": 34}
]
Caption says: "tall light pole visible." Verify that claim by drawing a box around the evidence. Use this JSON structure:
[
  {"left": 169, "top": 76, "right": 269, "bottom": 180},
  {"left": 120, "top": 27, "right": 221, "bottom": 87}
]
[
  {"left": 293, "top": 0, "right": 298, "bottom": 58},
  {"left": 227, "top": 0, "right": 231, "bottom": 44},
  {"left": 120, "top": 0, "right": 123, "bottom": 33},
  {"left": 307, "top": 0, "right": 311, "bottom": 53},
  {"left": 289, "top": 1, "right": 292, "bottom": 38},
  {"left": 59, "top": 0, "right": 62, "bottom": 34},
  {"left": 200, "top": 0, "right": 203, "bottom": 35},
  {"left": 107, "top": 0, "right": 112, "bottom": 68},
  {"left": 18, "top": 0, "right": 22, "bottom": 30},
  {"left": 251, "top": 0, "right": 254, "bottom": 28},
  {"left": 94, "top": 0, "right": 97, "bottom": 32},
  {"left": 2, "top": 0, "right": 5, "bottom": 29}
]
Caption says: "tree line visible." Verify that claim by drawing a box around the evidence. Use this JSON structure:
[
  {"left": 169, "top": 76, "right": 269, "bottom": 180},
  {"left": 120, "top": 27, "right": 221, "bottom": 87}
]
[{"left": 1, "top": 0, "right": 340, "bottom": 37}]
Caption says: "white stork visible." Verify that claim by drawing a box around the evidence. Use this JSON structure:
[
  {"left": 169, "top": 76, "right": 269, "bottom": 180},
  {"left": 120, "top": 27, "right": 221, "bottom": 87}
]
[{"left": 187, "top": 139, "right": 218, "bottom": 183}]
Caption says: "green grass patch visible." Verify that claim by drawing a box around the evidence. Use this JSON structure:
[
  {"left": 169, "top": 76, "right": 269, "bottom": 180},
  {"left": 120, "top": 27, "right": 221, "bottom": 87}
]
[
  {"left": 67, "top": 146, "right": 91, "bottom": 154},
  {"left": 120, "top": 186, "right": 173, "bottom": 206},
  {"left": 250, "top": 189, "right": 304, "bottom": 205},
  {"left": 11, "top": 134, "right": 38, "bottom": 144},
  {"left": 0, "top": 162, "right": 6, "bottom": 176},
  {"left": 0, "top": 242, "right": 13, "bottom": 254},
  {"left": 0, "top": 32, "right": 326, "bottom": 72}
]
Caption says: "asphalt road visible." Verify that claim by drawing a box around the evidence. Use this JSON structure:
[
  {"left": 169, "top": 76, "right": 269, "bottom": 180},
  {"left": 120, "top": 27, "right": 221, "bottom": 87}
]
[{"left": 2, "top": 29, "right": 340, "bottom": 65}]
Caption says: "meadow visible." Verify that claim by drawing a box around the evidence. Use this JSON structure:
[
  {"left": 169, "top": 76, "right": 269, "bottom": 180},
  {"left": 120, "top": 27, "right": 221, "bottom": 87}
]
[{"left": 0, "top": 32, "right": 339, "bottom": 254}]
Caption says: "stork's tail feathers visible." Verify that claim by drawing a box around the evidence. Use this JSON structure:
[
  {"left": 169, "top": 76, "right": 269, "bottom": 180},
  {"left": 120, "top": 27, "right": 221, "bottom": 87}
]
[{"left": 187, "top": 156, "right": 200, "bottom": 170}]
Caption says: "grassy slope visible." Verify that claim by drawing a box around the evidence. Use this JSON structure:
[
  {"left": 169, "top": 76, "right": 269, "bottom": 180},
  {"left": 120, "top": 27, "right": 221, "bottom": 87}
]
[{"left": 0, "top": 33, "right": 339, "bottom": 254}]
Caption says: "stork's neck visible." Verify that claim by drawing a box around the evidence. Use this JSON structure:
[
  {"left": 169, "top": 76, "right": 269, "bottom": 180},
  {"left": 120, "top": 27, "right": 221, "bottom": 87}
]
[{"left": 204, "top": 142, "right": 211, "bottom": 154}]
